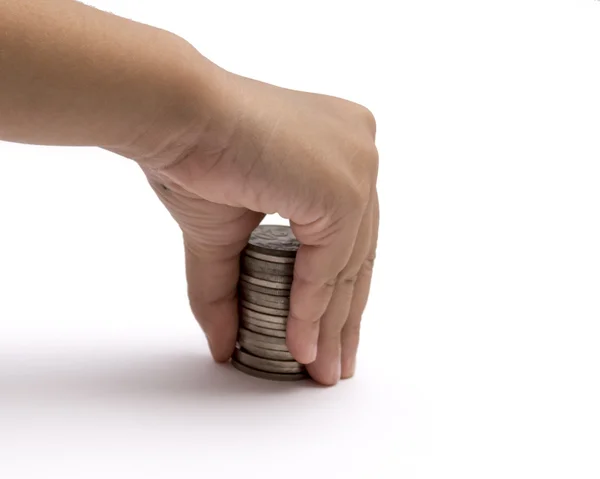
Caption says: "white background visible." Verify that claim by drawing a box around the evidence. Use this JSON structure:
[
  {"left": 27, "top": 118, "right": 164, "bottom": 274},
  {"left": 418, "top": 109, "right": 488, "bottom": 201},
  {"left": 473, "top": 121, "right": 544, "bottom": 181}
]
[{"left": 1, "top": 0, "right": 599, "bottom": 477}]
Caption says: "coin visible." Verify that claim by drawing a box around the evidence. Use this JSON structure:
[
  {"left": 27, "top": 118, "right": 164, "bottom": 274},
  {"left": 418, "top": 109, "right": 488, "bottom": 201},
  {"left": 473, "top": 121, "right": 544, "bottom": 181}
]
[
  {"left": 242, "top": 320, "right": 287, "bottom": 338},
  {"left": 240, "top": 280, "right": 291, "bottom": 297},
  {"left": 247, "top": 225, "right": 300, "bottom": 258},
  {"left": 238, "top": 327, "right": 289, "bottom": 351},
  {"left": 241, "top": 289, "right": 289, "bottom": 310},
  {"left": 241, "top": 307, "right": 287, "bottom": 325},
  {"left": 243, "top": 270, "right": 293, "bottom": 284},
  {"left": 241, "top": 300, "right": 288, "bottom": 317},
  {"left": 241, "top": 317, "right": 286, "bottom": 330},
  {"left": 242, "top": 255, "right": 294, "bottom": 276},
  {"left": 231, "top": 357, "right": 307, "bottom": 382},
  {"left": 244, "top": 249, "right": 295, "bottom": 264},
  {"left": 241, "top": 314, "right": 286, "bottom": 331},
  {"left": 238, "top": 343, "right": 295, "bottom": 361},
  {"left": 234, "top": 348, "right": 304, "bottom": 373},
  {"left": 240, "top": 274, "right": 291, "bottom": 290}
]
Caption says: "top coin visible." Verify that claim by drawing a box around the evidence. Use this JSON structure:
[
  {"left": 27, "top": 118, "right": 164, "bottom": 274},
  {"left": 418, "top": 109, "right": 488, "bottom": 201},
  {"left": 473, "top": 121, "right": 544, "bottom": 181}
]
[{"left": 246, "top": 225, "right": 300, "bottom": 258}]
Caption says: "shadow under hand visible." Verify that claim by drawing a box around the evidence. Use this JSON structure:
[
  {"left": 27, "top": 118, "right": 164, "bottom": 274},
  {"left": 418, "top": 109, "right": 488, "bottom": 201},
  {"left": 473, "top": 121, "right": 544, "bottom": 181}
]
[{"left": 0, "top": 349, "right": 318, "bottom": 407}]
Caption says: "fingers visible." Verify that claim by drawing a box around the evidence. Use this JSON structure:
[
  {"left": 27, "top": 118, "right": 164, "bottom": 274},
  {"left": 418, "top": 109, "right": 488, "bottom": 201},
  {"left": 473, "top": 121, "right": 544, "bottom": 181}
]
[
  {"left": 306, "top": 194, "right": 375, "bottom": 385},
  {"left": 145, "top": 173, "right": 264, "bottom": 362},
  {"left": 304, "top": 280, "right": 354, "bottom": 384},
  {"left": 286, "top": 210, "right": 363, "bottom": 365},
  {"left": 184, "top": 239, "right": 240, "bottom": 362},
  {"left": 341, "top": 191, "right": 379, "bottom": 379}
]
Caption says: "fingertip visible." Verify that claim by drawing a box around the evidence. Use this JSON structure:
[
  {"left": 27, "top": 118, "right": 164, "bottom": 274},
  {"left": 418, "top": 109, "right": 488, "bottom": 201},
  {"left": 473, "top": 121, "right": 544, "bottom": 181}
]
[
  {"left": 287, "top": 340, "right": 317, "bottom": 365},
  {"left": 307, "top": 360, "right": 341, "bottom": 386},
  {"left": 204, "top": 325, "right": 237, "bottom": 363},
  {"left": 341, "top": 357, "right": 356, "bottom": 379},
  {"left": 208, "top": 342, "right": 236, "bottom": 363},
  {"left": 286, "top": 313, "right": 319, "bottom": 364}
]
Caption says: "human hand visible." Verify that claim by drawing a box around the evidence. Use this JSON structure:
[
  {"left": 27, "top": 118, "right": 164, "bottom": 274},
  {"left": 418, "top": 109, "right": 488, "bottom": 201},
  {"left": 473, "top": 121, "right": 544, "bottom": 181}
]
[{"left": 127, "top": 61, "right": 379, "bottom": 386}]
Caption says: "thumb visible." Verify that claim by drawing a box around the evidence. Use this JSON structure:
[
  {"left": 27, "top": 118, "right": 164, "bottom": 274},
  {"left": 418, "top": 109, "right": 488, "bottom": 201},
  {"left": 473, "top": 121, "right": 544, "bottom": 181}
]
[
  {"left": 184, "top": 237, "right": 242, "bottom": 362},
  {"left": 142, "top": 171, "right": 263, "bottom": 362}
]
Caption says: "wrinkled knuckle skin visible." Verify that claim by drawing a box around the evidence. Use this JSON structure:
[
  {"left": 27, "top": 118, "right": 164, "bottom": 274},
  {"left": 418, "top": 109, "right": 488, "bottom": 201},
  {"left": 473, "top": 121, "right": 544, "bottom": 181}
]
[
  {"left": 340, "top": 274, "right": 360, "bottom": 287},
  {"left": 289, "top": 310, "right": 320, "bottom": 326},
  {"left": 361, "top": 257, "right": 376, "bottom": 276},
  {"left": 344, "top": 322, "right": 362, "bottom": 336}
]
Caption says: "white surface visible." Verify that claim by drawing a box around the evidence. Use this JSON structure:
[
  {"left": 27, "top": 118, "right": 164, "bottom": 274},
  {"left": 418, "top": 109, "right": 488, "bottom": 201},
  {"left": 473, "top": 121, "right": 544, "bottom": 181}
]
[{"left": 1, "top": 0, "right": 600, "bottom": 477}]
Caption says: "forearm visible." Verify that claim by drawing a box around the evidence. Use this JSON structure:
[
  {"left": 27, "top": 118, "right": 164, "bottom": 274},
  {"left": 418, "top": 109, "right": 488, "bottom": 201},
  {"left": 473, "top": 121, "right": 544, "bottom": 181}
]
[{"left": 0, "top": 0, "right": 212, "bottom": 155}]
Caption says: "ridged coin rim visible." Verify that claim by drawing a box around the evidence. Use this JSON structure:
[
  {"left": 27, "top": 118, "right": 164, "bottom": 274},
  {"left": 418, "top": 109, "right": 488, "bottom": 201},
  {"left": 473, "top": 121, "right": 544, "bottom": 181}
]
[
  {"left": 247, "top": 225, "right": 299, "bottom": 257},
  {"left": 241, "top": 314, "right": 286, "bottom": 331},
  {"left": 231, "top": 358, "right": 307, "bottom": 381},
  {"left": 234, "top": 349, "right": 304, "bottom": 373},
  {"left": 238, "top": 344, "right": 295, "bottom": 361},
  {"left": 242, "top": 255, "right": 294, "bottom": 276},
  {"left": 241, "top": 289, "right": 289, "bottom": 309},
  {"left": 238, "top": 328, "right": 288, "bottom": 351},
  {"left": 240, "top": 274, "right": 291, "bottom": 290},
  {"left": 241, "top": 271, "right": 293, "bottom": 284},
  {"left": 241, "top": 300, "right": 288, "bottom": 317},
  {"left": 241, "top": 307, "right": 287, "bottom": 325},
  {"left": 240, "top": 280, "right": 291, "bottom": 297},
  {"left": 242, "top": 320, "right": 287, "bottom": 338},
  {"left": 244, "top": 249, "right": 295, "bottom": 264}
]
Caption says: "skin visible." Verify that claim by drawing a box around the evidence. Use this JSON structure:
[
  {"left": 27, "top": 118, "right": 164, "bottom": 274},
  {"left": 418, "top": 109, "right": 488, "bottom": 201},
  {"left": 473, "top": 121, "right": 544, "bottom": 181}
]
[{"left": 0, "top": 0, "right": 379, "bottom": 386}]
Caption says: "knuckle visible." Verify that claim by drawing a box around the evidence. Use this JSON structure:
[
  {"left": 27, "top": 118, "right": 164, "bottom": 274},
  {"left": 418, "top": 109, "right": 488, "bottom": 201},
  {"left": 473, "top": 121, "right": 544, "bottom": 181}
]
[
  {"left": 339, "top": 273, "right": 360, "bottom": 287},
  {"left": 361, "top": 256, "right": 376, "bottom": 276},
  {"left": 344, "top": 322, "right": 362, "bottom": 337},
  {"left": 319, "top": 329, "right": 344, "bottom": 343},
  {"left": 360, "top": 105, "right": 377, "bottom": 134},
  {"left": 361, "top": 143, "right": 379, "bottom": 175},
  {"left": 352, "top": 142, "right": 379, "bottom": 187},
  {"left": 289, "top": 310, "right": 320, "bottom": 326}
]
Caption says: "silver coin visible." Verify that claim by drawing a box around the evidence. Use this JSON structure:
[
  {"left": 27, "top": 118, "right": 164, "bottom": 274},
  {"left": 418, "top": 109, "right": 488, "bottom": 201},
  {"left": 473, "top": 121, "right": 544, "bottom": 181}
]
[
  {"left": 241, "top": 306, "right": 287, "bottom": 325},
  {"left": 240, "top": 274, "right": 291, "bottom": 291},
  {"left": 240, "top": 310, "right": 287, "bottom": 331},
  {"left": 241, "top": 289, "right": 289, "bottom": 309},
  {"left": 240, "top": 318, "right": 286, "bottom": 337},
  {"left": 247, "top": 224, "right": 300, "bottom": 258},
  {"left": 242, "top": 255, "right": 294, "bottom": 276},
  {"left": 241, "top": 300, "right": 288, "bottom": 317},
  {"left": 240, "top": 280, "right": 291, "bottom": 297},
  {"left": 242, "top": 320, "right": 287, "bottom": 338},
  {"left": 239, "top": 281, "right": 290, "bottom": 299},
  {"left": 231, "top": 357, "right": 307, "bottom": 382},
  {"left": 238, "top": 343, "right": 295, "bottom": 361},
  {"left": 238, "top": 327, "right": 289, "bottom": 351},
  {"left": 245, "top": 249, "right": 295, "bottom": 264},
  {"left": 243, "top": 270, "right": 293, "bottom": 284},
  {"left": 234, "top": 348, "right": 304, "bottom": 373}
]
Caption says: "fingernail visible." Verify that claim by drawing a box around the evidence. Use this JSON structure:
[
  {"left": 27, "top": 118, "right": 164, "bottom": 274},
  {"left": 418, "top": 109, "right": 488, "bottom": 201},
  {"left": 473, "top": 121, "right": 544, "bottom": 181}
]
[
  {"left": 307, "top": 343, "right": 318, "bottom": 363},
  {"left": 332, "top": 361, "right": 342, "bottom": 382},
  {"left": 327, "top": 361, "right": 341, "bottom": 384},
  {"left": 345, "top": 357, "right": 356, "bottom": 378}
]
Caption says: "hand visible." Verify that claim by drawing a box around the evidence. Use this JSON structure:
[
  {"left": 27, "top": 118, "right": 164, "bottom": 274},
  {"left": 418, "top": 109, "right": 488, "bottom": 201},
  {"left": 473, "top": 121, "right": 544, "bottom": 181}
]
[{"left": 131, "top": 62, "right": 379, "bottom": 386}]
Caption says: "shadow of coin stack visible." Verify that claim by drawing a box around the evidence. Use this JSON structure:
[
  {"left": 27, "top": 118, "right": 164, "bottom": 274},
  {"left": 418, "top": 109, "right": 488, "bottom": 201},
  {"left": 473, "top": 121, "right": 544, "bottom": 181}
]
[{"left": 231, "top": 224, "right": 308, "bottom": 381}]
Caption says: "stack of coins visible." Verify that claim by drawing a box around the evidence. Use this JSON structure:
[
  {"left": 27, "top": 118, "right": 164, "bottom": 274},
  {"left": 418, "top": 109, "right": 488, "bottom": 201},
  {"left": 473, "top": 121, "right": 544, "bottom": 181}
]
[{"left": 231, "top": 224, "right": 308, "bottom": 381}]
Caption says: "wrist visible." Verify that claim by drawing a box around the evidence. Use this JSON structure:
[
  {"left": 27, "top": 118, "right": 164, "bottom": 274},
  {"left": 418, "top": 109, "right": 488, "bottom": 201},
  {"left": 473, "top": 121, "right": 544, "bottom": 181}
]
[
  {"left": 0, "top": 0, "right": 229, "bottom": 155},
  {"left": 109, "top": 34, "right": 235, "bottom": 171}
]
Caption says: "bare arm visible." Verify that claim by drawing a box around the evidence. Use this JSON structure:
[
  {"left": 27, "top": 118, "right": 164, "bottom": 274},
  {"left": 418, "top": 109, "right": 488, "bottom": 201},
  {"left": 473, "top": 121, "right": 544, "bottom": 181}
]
[
  {"left": 0, "top": 0, "right": 210, "bottom": 155},
  {"left": 0, "top": 0, "right": 379, "bottom": 386}
]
